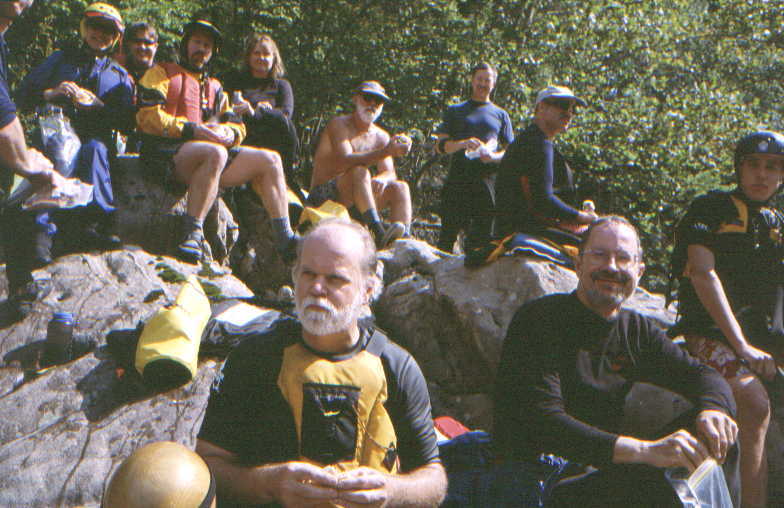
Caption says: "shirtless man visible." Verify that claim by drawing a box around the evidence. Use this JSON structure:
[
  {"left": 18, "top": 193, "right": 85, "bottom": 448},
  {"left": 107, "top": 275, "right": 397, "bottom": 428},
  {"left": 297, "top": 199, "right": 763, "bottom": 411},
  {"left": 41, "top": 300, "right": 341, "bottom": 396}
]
[{"left": 309, "top": 81, "right": 412, "bottom": 249}]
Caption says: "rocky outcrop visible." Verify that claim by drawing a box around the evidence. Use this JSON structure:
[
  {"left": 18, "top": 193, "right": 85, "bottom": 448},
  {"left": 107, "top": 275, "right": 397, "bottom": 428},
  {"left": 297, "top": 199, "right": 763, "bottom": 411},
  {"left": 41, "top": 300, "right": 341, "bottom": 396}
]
[
  {"left": 112, "top": 155, "right": 240, "bottom": 266},
  {"left": 1, "top": 224, "right": 783, "bottom": 504},
  {"left": 0, "top": 249, "right": 252, "bottom": 507}
]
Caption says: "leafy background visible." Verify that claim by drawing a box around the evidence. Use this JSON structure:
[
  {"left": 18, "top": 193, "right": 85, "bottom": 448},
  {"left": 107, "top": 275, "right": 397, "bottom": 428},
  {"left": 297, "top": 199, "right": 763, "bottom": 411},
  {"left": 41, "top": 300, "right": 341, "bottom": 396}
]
[{"left": 7, "top": 0, "right": 784, "bottom": 291}]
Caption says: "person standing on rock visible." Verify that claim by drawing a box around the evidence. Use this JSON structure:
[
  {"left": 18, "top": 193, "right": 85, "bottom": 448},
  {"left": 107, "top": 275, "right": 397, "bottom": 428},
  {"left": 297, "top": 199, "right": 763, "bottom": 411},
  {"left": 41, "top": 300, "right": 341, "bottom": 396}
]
[
  {"left": 495, "top": 85, "right": 598, "bottom": 247},
  {"left": 670, "top": 130, "right": 784, "bottom": 508},
  {"left": 494, "top": 215, "right": 740, "bottom": 507},
  {"left": 136, "top": 19, "right": 297, "bottom": 263},
  {"left": 434, "top": 62, "right": 514, "bottom": 254},
  {"left": 309, "top": 81, "right": 412, "bottom": 250},
  {"left": 196, "top": 218, "right": 447, "bottom": 507}
]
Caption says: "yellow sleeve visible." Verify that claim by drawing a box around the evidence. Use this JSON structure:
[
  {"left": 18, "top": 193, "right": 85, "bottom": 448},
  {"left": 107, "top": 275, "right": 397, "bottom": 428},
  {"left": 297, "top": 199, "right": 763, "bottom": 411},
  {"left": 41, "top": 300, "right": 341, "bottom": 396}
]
[
  {"left": 136, "top": 65, "right": 189, "bottom": 138},
  {"left": 216, "top": 91, "right": 245, "bottom": 146}
]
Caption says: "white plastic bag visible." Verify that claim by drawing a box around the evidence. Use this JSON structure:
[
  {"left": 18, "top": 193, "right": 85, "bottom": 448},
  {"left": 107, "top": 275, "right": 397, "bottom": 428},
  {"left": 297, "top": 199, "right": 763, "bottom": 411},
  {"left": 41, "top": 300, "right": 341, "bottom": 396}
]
[{"left": 665, "top": 458, "right": 733, "bottom": 508}]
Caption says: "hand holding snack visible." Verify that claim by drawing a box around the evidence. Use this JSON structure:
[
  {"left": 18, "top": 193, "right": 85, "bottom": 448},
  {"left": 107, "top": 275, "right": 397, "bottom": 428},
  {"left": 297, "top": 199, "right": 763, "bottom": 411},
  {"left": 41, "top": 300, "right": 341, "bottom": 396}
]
[
  {"left": 72, "top": 87, "right": 104, "bottom": 109},
  {"left": 389, "top": 133, "right": 412, "bottom": 157}
]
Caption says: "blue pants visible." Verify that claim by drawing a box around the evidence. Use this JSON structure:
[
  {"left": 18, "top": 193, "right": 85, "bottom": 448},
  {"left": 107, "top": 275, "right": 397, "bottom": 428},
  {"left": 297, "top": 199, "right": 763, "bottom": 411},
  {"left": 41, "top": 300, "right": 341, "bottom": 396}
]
[{"left": 36, "top": 137, "right": 115, "bottom": 235}]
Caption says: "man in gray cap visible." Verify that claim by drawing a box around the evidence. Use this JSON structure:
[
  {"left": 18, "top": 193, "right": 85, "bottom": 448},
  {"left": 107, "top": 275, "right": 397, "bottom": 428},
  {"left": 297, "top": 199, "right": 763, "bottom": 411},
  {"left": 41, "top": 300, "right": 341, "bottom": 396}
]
[
  {"left": 495, "top": 85, "right": 597, "bottom": 246},
  {"left": 309, "top": 80, "right": 412, "bottom": 249}
]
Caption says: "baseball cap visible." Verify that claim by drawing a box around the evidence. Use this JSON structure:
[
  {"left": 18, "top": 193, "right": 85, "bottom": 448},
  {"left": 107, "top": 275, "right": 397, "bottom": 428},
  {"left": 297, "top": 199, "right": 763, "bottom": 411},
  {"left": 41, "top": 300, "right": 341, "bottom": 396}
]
[
  {"left": 355, "top": 81, "right": 390, "bottom": 102},
  {"left": 535, "top": 85, "right": 587, "bottom": 107}
]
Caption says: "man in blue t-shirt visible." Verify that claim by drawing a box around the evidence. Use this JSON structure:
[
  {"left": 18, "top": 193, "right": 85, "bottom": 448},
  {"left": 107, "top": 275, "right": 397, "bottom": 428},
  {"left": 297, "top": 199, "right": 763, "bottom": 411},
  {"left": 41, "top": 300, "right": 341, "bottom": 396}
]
[
  {"left": 434, "top": 62, "right": 514, "bottom": 254},
  {"left": 0, "top": 0, "right": 64, "bottom": 316}
]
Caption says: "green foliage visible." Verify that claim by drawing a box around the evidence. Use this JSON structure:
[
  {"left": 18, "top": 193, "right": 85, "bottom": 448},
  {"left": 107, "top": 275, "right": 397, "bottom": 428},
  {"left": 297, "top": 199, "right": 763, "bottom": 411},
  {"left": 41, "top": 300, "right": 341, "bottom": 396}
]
[{"left": 8, "top": 0, "right": 784, "bottom": 291}]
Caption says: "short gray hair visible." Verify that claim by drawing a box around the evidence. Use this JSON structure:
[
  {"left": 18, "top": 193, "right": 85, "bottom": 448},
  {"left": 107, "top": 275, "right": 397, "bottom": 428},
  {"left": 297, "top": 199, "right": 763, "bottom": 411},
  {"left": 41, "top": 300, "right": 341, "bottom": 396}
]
[{"left": 579, "top": 215, "right": 643, "bottom": 260}]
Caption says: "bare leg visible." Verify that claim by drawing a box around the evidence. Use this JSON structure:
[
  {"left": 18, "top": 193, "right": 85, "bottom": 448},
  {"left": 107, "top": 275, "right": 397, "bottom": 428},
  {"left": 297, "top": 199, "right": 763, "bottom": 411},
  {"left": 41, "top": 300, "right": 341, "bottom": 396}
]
[
  {"left": 172, "top": 142, "right": 227, "bottom": 221},
  {"left": 727, "top": 374, "right": 770, "bottom": 508},
  {"left": 220, "top": 147, "right": 288, "bottom": 219},
  {"left": 374, "top": 179, "right": 412, "bottom": 225},
  {"left": 336, "top": 165, "right": 375, "bottom": 213}
]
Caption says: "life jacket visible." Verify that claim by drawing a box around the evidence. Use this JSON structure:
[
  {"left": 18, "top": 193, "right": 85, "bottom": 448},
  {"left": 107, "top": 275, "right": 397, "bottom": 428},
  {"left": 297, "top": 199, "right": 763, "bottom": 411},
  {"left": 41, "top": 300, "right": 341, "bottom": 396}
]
[
  {"left": 160, "top": 62, "right": 221, "bottom": 124},
  {"left": 276, "top": 329, "right": 400, "bottom": 474}
]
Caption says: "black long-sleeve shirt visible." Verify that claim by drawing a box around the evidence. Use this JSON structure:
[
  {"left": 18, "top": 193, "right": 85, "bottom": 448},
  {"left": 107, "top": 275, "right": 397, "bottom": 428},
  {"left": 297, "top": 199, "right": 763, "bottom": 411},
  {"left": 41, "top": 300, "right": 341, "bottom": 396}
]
[
  {"left": 493, "top": 292, "right": 735, "bottom": 467},
  {"left": 495, "top": 122, "right": 580, "bottom": 238}
]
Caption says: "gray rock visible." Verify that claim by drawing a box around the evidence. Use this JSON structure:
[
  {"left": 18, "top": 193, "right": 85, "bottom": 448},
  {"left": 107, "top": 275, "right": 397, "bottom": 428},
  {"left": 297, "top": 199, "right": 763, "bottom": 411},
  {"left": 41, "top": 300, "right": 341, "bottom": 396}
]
[
  {"left": 113, "top": 155, "right": 239, "bottom": 266},
  {"left": 0, "top": 249, "right": 252, "bottom": 507}
]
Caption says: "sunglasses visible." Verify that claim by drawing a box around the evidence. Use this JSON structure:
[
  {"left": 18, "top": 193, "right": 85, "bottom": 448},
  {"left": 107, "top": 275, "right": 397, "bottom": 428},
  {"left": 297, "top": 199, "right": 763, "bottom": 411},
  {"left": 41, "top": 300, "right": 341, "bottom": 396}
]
[
  {"left": 132, "top": 38, "right": 157, "bottom": 46},
  {"left": 360, "top": 93, "right": 385, "bottom": 105},
  {"left": 544, "top": 97, "right": 578, "bottom": 112}
]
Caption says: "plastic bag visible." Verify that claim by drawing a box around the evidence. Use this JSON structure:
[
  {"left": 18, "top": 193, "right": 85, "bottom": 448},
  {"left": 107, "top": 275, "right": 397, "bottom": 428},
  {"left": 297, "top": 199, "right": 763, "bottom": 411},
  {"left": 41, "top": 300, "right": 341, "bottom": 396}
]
[
  {"left": 38, "top": 104, "right": 81, "bottom": 177},
  {"left": 665, "top": 458, "right": 733, "bottom": 507}
]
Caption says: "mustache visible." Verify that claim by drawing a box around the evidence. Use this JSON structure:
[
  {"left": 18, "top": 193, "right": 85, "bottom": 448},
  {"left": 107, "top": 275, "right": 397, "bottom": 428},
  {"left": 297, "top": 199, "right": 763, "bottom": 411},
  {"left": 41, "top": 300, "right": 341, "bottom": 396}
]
[
  {"left": 301, "top": 296, "right": 337, "bottom": 313},
  {"left": 591, "top": 269, "right": 630, "bottom": 284}
]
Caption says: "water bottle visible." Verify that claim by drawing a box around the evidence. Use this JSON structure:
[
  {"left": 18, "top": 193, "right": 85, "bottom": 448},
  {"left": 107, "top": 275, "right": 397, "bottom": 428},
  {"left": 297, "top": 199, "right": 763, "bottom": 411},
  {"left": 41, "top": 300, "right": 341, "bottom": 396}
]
[{"left": 42, "top": 312, "right": 74, "bottom": 367}]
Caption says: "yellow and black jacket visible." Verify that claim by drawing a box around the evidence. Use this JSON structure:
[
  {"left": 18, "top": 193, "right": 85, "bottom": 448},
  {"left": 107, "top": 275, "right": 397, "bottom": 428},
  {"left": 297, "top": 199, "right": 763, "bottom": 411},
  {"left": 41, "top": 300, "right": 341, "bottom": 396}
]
[
  {"left": 671, "top": 189, "right": 784, "bottom": 348},
  {"left": 136, "top": 62, "right": 244, "bottom": 145},
  {"left": 198, "top": 318, "right": 440, "bottom": 475}
]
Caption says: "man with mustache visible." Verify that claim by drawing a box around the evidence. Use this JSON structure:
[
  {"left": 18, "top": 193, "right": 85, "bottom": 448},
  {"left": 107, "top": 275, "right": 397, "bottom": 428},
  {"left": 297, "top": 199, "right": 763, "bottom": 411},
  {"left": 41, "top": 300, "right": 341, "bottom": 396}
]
[
  {"left": 136, "top": 19, "right": 297, "bottom": 263},
  {"left": 119, "top": 21, "right": 158, "bottom": 83},
  {"left": 495, "top": 85, "right": 598, "bottom": 247},
  {"left": 670, "top": 131, "right": 784, "bottom": 508},
  {"left": 309, "top": 81, "right": 412, "bottom": 249},
  {"left": 494, "top": 216, "right": 740, "bottom": 506},
  {"left": 434, "top": 62, "right": 514, "bottom": 255},
  {"left": 196, "top": 218, "right": 447, "bottom": 507}
]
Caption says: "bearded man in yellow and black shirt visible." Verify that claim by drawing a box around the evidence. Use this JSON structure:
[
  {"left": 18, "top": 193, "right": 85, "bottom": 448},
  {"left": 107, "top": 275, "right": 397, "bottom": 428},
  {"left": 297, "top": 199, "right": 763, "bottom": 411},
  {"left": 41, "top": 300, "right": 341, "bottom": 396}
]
[
  {"left": 136, "top": 19, "right": 297, "bottom": 264},
  {"left": 197, "top": 218, "right": 446, "bottom": 507}
]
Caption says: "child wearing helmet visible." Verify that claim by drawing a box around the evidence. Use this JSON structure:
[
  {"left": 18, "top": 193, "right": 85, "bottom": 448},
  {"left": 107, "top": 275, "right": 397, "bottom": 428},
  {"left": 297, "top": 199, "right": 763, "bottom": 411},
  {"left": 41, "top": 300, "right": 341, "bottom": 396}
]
[
  {"left": 15, "top": 2, "right": 134, "bottom": 256},
  {"left": 670, "top": 130, "right": 784, "bottom": 508}
]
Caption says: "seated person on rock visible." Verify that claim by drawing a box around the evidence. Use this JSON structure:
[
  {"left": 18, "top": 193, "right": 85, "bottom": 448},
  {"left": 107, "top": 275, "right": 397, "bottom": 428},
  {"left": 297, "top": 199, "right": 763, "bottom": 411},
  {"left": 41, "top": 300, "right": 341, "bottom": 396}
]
[
  {"left": 670, "top": 130, "right": 784, "bottom": 508},
  {"left": 196, "top": 218, "right": 447, "bottom": 507},
  {"left": 495, "top": 86, "right": 597, "bottom": 247},
  {"left": 222, "top": 33, "right": 299, "bottom": 186},
  {"left": 116, "top": 21, "right": 159, "bottom": 154},
  {"left": 309, "top": 81, "right": 412, "bottom": 249},
  {"left": 494, "top": 215, "right": 740, "bottom": 507},
  {"left": 0, "top": 0, "right": 63, "bottom": 315},
  {"left": 16, "top": 2, "right": 134, "bottom": 254},
  {"left": 136, "top": 19, "right": 297, "bottom": 263}
]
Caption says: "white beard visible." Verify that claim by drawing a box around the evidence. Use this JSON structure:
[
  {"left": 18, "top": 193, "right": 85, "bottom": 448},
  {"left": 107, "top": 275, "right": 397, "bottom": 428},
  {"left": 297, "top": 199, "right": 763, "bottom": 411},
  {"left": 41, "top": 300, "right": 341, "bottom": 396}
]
[
  {"left": 296, "top": 292, "right": 365, "bottom": 336},
  {"left": 357, "top": 107, "right": 381, "bottom": 124}
]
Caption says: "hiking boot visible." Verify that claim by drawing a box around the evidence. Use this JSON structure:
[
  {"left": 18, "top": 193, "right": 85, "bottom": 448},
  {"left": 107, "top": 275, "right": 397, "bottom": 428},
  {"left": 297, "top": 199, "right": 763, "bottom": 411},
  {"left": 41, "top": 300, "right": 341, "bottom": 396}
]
[
  {"left": 176, "top": 227, "right": 206, "bottom": 264},
  {"left": 379, "top": 221, "right": 406, "bottom": 250},
  {"left": 9, "top": 278, "right": 53, "bottom": 319}
]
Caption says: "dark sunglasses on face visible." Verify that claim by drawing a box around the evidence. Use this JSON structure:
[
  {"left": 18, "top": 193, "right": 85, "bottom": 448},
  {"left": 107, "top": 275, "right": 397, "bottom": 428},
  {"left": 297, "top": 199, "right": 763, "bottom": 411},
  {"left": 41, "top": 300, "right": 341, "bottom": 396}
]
[
  {"left": 132, "top": 38, "right": 157, "bottom": 46},
  {"left": 361, "top": 93, "right": 384, "bottom": 105},
  {"left": 545, "top": 97, "right": 578, "bottom": 113}
]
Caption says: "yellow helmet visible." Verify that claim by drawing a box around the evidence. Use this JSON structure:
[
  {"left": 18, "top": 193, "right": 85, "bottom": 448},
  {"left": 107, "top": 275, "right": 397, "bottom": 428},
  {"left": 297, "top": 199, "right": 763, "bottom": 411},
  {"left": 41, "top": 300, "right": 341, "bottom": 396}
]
[
  {"left": 80, "top": 2, "right": 124, "bottom": 44},
  {"left": 103, "top": 441, "right": 216, "bottom": 508}
]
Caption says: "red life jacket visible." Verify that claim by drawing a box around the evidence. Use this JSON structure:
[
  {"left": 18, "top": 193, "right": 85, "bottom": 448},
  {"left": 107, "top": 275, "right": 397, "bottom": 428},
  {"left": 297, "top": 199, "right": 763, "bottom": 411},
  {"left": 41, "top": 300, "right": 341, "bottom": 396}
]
[{"left": 160, "top": 62, "right": 221, "bottom": 124}]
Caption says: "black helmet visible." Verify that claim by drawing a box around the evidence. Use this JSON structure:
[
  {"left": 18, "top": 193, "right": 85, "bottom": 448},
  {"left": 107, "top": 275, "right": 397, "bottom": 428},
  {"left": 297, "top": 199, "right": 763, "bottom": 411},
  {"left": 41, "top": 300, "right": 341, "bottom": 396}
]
[
  {"left": 734, "top": 130, "right": 784, "bottom": 171},
  {"left": 182, "top": 19, "right": 221, "bottom": 49},
  {"left": 179, "top": 19, "right": 221, "bottom": 71}
]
